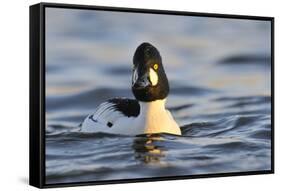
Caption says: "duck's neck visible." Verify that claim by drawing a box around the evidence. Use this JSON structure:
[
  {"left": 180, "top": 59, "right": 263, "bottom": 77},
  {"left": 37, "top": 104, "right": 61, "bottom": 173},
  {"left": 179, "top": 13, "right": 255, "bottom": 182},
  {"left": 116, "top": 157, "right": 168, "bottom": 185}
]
[{"left": 139, "top": 99, "right": 167, "bottom": 116}]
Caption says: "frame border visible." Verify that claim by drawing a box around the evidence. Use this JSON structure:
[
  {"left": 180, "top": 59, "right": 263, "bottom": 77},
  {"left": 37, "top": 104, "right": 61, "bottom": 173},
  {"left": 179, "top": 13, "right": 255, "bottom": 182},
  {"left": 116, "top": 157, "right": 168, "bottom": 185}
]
[{"left": 29, "top": 2, "right": 274, "bottom": 188}]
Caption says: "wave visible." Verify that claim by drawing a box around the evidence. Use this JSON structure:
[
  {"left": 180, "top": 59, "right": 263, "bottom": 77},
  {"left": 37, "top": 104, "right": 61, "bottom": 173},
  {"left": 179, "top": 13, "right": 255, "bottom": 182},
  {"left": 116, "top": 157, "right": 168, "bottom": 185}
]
[
  {"left": 218, "top": 54, "right": 271, "bottom": 65},
  {"left": 180, "top": 114, "right": 270, "bottom": 138}
]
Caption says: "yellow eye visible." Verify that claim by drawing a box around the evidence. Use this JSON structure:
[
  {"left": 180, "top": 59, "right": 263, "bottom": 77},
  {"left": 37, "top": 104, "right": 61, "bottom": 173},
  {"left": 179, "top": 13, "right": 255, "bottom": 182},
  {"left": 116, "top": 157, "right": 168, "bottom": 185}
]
[{"left": 153, "top": 64, "right": 158, "bottom": 70}]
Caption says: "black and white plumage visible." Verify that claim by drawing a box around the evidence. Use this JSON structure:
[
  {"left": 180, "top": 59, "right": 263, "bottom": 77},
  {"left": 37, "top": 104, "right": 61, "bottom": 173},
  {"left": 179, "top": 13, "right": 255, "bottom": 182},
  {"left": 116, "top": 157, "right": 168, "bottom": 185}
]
[
  {"left": 81, "top": 43, "right": 181, "bottom": 135},
  {"left": 83, "top": 98, "right": 139, "bottom": 128}
]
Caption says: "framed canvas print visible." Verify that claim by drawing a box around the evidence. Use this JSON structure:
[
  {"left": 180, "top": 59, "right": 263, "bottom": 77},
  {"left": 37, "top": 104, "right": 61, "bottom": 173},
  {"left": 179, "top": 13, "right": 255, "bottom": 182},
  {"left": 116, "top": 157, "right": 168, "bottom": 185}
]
[{"left": 29, "top": 2, "right": 274, "bottom": 188}]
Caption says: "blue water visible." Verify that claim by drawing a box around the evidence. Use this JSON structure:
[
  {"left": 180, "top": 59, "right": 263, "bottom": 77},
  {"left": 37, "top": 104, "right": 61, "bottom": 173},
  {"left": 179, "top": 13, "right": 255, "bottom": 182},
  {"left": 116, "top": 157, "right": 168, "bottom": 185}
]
[{"left": 45, "top": 8, "right": 272, "bottom": 184}]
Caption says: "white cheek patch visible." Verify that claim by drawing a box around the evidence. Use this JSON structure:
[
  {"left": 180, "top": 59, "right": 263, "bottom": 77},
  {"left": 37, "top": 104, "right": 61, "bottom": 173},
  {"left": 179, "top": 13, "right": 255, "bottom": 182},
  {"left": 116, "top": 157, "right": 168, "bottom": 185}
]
[{"left": 149, "top": 68, "right": 158, "bottom": 86}]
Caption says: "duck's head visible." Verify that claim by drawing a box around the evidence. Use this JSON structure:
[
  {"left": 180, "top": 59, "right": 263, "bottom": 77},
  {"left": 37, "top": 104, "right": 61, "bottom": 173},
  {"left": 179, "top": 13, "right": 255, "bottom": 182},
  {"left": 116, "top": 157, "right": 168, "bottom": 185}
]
[{"left": 132, "top": 42, "right": 169, "bottom": 102}]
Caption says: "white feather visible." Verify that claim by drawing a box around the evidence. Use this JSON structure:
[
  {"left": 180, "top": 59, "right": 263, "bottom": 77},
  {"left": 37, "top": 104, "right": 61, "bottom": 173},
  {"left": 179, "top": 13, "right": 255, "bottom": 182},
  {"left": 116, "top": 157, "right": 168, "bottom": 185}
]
[{"left": 149, "top": 68, "right": 158, "bottom": 86}]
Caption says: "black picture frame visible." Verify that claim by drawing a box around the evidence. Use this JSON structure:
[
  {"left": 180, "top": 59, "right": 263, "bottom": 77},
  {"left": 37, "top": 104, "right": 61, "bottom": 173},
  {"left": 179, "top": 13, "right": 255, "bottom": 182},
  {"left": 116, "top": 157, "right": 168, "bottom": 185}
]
[{"left": 29, "top": 2, "right": 274, "bottom": 188}]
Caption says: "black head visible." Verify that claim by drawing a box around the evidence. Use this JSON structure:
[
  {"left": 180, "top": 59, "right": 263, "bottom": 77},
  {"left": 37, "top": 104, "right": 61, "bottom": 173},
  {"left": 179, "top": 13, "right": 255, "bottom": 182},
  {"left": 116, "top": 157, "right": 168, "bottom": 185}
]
[{"left": 132, "top": 42, "right": 169, "bottom": 102}]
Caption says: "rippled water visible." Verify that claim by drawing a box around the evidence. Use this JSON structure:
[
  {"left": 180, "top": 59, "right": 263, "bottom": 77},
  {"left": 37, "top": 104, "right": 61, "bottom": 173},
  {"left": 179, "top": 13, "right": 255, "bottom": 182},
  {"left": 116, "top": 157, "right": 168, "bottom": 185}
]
[{"left": 45, "top": 8, "right": 272, "bottom": 184}]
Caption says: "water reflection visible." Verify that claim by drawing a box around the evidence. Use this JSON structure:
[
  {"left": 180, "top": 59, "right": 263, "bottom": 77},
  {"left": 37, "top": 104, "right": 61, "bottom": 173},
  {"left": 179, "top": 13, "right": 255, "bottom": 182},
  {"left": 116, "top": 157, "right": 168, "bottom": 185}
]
[{"left": 132, "top": 134, "right": 166, "bottom": 164}]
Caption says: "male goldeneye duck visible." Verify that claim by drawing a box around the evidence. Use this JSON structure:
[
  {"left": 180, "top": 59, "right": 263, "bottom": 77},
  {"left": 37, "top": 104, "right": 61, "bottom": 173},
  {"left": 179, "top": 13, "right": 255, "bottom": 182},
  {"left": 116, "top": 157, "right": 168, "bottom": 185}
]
[{"left": 81, "top": 42, "right": 181, "bottom": 135}]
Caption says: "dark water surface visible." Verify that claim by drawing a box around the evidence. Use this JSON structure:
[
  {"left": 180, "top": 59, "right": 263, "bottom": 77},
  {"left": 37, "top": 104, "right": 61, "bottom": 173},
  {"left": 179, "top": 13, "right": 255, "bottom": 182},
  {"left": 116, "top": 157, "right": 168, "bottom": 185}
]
[{"left": 45, "top": 8, "right": 272, "bottom": 184}]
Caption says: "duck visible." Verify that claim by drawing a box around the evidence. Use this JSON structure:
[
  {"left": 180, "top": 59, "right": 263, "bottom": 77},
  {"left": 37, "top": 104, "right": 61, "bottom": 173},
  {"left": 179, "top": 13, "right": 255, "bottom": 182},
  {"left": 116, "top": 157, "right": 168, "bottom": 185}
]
[{"left": 81, "top": 42, "right": 181, "bottom": 135}]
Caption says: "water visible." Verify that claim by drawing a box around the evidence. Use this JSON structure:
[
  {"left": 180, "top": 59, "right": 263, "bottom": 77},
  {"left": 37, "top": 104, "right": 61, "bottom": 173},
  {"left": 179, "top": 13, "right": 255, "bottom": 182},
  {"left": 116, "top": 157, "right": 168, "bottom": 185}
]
[{"left": 45, "top": 8, "right": 272, "bottom": 184}]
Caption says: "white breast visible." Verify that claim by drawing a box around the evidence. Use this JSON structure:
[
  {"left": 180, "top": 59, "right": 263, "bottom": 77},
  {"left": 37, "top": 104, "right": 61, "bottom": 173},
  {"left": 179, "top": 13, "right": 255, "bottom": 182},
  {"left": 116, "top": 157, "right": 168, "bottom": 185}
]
[{"left": 136, "top": 100, "right": 181, "bottom": 135}]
